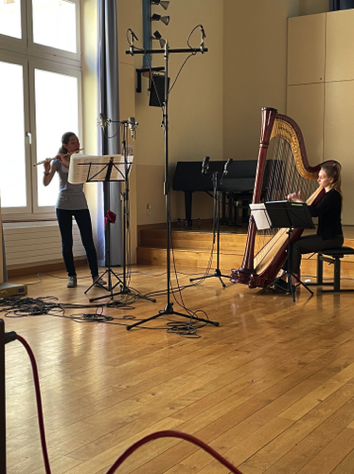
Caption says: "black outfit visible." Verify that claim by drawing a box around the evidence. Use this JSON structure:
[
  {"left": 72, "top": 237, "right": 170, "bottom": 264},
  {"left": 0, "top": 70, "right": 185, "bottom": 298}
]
[
  {"left": 56, "top": 208, "right": 98, "bottom": 279},
  {"left": 287, "top": 188, "right": 343, "bottom": 275}
]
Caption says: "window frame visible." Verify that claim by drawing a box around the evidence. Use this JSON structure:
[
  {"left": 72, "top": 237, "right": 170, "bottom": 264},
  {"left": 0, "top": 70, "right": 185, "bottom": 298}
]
[
  {"left": 0, "top": 50, "right": 32, "bottom": 216},
  {"left": 30, "top": 59, "right": 82, "bottom": 218},
  {"left": 27, "top": 0, "right": 81, "bottom": 65},
  {"left": 0, "top": 0, "right": 82, "bottom": 222}
]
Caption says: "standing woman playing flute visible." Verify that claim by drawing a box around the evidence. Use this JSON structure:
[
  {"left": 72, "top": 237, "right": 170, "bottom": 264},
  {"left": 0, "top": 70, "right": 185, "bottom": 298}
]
[{"left": 43, "top": 132, "right": 106, "bottom": 288}]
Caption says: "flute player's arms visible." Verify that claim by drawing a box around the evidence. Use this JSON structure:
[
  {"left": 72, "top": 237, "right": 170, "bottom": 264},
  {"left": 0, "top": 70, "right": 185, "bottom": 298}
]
[
  {"left": 57, "top": 152, "right": 70, "bottom": 168},
  {"left": 43, "top": 159, "right": 56, "bottom": 186}
]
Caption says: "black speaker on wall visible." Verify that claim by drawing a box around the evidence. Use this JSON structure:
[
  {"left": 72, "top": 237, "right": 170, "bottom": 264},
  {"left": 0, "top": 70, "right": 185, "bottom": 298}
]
[{"left": 149, "top": 74, "right": 170, "bottom": 107}]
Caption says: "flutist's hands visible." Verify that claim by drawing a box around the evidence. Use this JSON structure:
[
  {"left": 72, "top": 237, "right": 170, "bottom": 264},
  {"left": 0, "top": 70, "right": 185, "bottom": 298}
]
[
  {"left": 287, "top": 190, "right": 302, "bottom": 202},
  {"left": 57, "top": 153, "right": 70, "bottom": 168},
  {"left": 43, "top": 159, "right": 51, "bottom": 174},
  {"left": 43, "top": 158, "right": 55, "bottom": 186}
]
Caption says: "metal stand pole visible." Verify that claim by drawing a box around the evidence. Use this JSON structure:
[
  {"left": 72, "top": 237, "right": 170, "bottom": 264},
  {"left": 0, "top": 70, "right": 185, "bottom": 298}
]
[
  {"left": 87, "top": 128, "right": 155, "bottom": 304},
  {"left": 190, "top": 171, "right": 230, "bottom": 287},
  {"left": 125, "top": 43, "right": 219, "bottom": 330}
]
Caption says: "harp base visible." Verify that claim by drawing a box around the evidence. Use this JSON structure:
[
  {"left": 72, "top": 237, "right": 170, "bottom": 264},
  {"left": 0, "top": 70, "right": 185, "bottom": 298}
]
[{"left": 231, "top": 268, "right": 277, "bottom": 289}]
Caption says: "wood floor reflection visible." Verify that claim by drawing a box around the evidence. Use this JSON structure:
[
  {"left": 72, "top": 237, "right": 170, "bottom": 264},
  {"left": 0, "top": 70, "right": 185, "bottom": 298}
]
[{"left": 4, "top": 263, "right": 354, "bottom": 474}]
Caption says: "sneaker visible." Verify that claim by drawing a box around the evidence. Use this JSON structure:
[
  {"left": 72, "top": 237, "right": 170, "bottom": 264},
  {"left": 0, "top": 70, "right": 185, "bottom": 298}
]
[
  {"left": 67, "top": 276, "right": 77, "bottom": 288},
  {"left": 93, "top": 276, "right": 107, "bottom": 287}
]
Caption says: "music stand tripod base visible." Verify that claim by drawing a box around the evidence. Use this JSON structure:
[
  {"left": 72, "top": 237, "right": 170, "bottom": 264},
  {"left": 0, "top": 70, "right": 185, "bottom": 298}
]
[{"left": 89, "top": 285, "right": 156, "bottom": 304}]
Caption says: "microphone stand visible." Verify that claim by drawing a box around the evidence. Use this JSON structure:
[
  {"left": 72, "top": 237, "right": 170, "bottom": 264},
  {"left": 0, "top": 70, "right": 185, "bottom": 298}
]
[
  {"left": 190, "top": 168, "right": 230, "bottom": 287},
  {"left": 88, "top": 122, "right": 155, "bottom": 304},
  {"left": 124, "top": 42, "right": 219, "bottom": 330},
  {"left": 109, "top": 123, "right": 155, "bottom": 303}
]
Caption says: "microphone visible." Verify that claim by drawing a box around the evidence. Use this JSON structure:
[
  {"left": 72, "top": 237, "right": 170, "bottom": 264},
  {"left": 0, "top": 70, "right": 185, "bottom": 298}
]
[
  {"left": 99, "top": 113, "right": 107, "bottom": 129},
  {"left": 222, "top": 158, "right": 233, "bottom": 176},
  {"left": 201, "top": 156, "right": 210, "bottom": 175},
  {"left": 219, "top": 158, "right": 232, "bottom": 186},
  {"left": 199, "top": 25, "right": 206, "bottom": 53},
  {"left": 128, "top": 117, "right": 138, "bottom": 138},
  {"left": 128, "top": 29, "right": 139, "bottom": 55},
  {"left": 128, "top": 28, "right": 139, "bottom": 42}
]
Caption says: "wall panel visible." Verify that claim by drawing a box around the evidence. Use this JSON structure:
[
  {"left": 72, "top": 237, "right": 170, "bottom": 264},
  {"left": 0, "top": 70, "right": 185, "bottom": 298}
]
[
  {"left": 288, "top": 13, "right": 326, "bottom": 85},
  {"left": 324, "top": 80, "right": 354, "bottom": 225},
  {"left": 326, "top": 9, "right": 354, "bottom": 82},
  {"left": 287, "top": 83, "right": 325, "bottom": 165}
]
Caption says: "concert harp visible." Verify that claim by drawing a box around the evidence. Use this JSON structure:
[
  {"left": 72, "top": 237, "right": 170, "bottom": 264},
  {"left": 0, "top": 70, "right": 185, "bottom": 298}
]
[{"left": 231, "top": 107, "right": 339, "bottom": 289}]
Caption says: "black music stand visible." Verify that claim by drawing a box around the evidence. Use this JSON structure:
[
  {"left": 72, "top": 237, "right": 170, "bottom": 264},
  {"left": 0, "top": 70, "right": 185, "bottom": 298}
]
[
  {"left": 78, "top": 155, "right": 128, "bottom": 299},
  {"left": 257, "top": 200, "right": 315, "bottom": 301},
  {"left": 190, "top": 166, "right": 230, "bottom": 287},
  {"left": 68, "top": 153, "right": 152, "bottom": 303}
]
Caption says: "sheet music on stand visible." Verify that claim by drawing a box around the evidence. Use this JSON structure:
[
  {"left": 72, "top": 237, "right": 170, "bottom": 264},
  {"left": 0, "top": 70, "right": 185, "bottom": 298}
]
[
  {"left": 265, "top": 200, "right": 315, "bottom": 230},
  {"left": 68, "top": 154, "right": 134, "bottom": 184},
  {"left": 250, "top": 201, "right": 315, "bottom": 231},
  {"left": 250, "top": 203, "right": 272, "bottom": 230}
]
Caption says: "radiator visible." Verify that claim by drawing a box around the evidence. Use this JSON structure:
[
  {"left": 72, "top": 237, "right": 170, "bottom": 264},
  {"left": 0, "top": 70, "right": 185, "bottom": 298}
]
[{"left": 3, "top": 221, "right": 85, "bottom": 269}]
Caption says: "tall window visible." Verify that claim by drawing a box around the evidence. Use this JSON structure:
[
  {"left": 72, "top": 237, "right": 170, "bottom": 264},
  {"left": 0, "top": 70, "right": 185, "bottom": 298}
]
[{"left": 0, "top": 0, "right": 81, "bottom": 220}]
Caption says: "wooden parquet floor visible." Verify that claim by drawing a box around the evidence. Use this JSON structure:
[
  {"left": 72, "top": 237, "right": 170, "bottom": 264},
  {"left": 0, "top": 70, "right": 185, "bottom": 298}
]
[{"left": 3, "top": 263, "right": 354, "bottom": 474}]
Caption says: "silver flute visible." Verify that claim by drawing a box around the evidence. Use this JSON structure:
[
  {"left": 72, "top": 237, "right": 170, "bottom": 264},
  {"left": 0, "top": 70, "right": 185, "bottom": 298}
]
[{"left": 33, "top": 149, "right": 84, "bottom": 167}]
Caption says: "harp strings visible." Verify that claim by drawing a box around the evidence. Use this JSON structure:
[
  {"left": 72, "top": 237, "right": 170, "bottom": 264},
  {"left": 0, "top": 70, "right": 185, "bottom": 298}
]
[{"left": 253, "top": 135, "right": 318, "bottom": 269}]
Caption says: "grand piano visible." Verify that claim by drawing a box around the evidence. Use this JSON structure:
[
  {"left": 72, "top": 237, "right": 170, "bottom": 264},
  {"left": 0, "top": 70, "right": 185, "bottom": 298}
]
[{"left": 172, "top": 159, "right": 272, "bottom": 226}]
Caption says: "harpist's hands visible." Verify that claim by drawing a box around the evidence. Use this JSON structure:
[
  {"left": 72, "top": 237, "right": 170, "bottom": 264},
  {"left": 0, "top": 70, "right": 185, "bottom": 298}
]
[{"left": 287, "top": 190, "right": 301, "bottom": 201}]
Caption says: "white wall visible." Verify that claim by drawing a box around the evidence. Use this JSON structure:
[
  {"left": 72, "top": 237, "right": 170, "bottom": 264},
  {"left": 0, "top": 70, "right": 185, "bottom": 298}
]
[
  {"left": 134, "top": 0, "right": 224, "bottom": 224},
  {"left": 9, "top": 0, "right": 333, "bottom": 271},
  {"left": 222, "top": 0, "right": 328, "bottom": 162},
  {"left": 287, "top": 9, "right": 354, "bottom": 225},
  {"left": 96, "top": 1, "right": 332, "bottom": 229}
]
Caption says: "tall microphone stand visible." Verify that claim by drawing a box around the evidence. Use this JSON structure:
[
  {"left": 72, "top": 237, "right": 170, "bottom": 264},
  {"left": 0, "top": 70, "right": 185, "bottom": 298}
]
[
  {"left": 125, "top": 41, "right": 219, "bottom": 330},
  {"left": 109, "top": 122, "right": 155, "bottom": 303},
  {"left": 86, "top": 122, "right": 155, "bottom": 303},
  {"left": 190, "top": 166, "right": 230, "bottom": 287}
]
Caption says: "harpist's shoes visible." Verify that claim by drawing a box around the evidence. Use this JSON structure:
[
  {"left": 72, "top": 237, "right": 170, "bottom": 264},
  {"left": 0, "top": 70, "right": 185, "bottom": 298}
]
[{"left": 273, "top": 278, "right": 290, "bottom": 293}]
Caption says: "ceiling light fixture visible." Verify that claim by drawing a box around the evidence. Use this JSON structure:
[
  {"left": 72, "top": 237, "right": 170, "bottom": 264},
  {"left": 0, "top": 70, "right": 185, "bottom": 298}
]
[
  {"left": 151, "top": 0, "right": 169, "bottom": 10},
  {"left": 152, "top": 30, "right": 166, "bottom": 48},
  {"left": 151, "top": 13, "right": 170, "bottom": 26}
]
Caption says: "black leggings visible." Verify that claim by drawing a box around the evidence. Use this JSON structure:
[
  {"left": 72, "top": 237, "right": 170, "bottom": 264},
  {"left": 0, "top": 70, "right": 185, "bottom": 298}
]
[
  {"left": 56, "top": 208, "right": 98, "bottom": 278},
  {"left": 285, "top": 233, "right": 344, "bottom": 275}
]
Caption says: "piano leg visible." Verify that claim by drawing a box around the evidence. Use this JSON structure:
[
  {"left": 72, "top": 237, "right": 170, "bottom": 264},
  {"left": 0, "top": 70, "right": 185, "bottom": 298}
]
[
  {"left": 221, "top": 192, "right": 226, "bottom": 224},
  {"left": 184, "top": 191, "right": 193, "bottom": 226}
]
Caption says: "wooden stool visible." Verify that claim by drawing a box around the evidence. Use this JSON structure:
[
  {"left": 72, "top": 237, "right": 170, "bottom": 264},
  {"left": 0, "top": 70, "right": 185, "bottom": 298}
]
[{"left": 315, "top": 246, "right": 354, "bottom": 292}]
